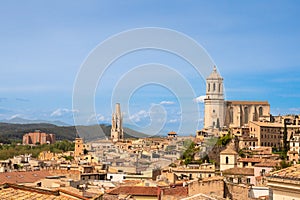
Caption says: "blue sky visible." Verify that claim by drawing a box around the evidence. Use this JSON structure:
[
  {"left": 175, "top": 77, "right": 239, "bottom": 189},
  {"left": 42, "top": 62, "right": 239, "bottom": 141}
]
[{"left": 0, "top": 1, "right": 300, "bottom": 136}]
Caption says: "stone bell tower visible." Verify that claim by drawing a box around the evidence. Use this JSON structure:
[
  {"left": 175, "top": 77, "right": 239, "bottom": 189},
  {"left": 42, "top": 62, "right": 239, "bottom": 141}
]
[
  {"left": 111, "top": 103, "right": 124, "bottom": 142},
  {"left": 204, "top": 66, "right": 225, "bottom": 130}
]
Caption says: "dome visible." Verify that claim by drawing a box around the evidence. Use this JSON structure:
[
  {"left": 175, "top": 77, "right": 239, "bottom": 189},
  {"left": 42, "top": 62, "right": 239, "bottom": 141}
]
[{"left": 207, "top": 66, "right": 223, "bottom": 80}]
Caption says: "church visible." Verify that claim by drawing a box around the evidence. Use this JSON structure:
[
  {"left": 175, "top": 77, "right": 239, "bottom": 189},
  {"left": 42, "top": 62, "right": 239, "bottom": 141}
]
[
  {"left": 204, "top": 67, "right": 270, "bottom": 132},
  {"left": 111, "top": 103, "right": 124, "bottom": 142}
]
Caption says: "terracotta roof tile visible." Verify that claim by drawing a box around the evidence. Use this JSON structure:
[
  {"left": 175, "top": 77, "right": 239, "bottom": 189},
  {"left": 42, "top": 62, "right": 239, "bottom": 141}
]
[
  {"left": 223, "top": 167, "right": 254, "bottom": 176},
  {"left": 107, "top": 186, "right": 158, "bottom": 196},
  {"left": 238, "top": 158, "right": 264, "bottom": 163},
  {"left": 0, "top": 170, "right": 51, "bottom": 184},
  {"left": 162, "top": 186, "right": 188, "bottom": 197}
]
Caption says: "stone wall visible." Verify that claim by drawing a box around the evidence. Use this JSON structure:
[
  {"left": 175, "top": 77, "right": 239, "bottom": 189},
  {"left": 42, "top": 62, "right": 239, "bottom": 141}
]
[
  {"left": 188, "top": 177, "right": 224, "bottom": 198},
  {"left": 224, "top": 182, "right": 256, "bottom": 200}
]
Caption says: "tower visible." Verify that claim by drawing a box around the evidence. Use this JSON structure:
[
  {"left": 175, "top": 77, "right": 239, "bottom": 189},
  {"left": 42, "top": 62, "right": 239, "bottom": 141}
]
[
  {"left": 204, "top": 66, "right": 225, "bottom": 130},
  {"left": 74, "top": 137, "right": 84, "bottom": 157},
  {"left": 111, "top": 103, "right": 124, "bottom": 142}
]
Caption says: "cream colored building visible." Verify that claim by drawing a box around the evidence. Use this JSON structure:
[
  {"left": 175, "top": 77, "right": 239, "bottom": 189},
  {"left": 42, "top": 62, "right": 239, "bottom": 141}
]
[
  {"left": 220, "top": 143, "right": 238, "bottom": 171},
  {"left": 203, "top": 67, "right": 270, "bottom": 131},
  {"left": 249, "top": 120, "right": 300, "bottom": 149},
  {"left": 267, "top": 164, "right": 300, "bottom": 200}
]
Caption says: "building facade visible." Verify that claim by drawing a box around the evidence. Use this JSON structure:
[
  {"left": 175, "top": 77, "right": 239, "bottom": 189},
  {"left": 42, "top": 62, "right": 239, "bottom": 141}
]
[
  {"left": 203, "top": 67, "right": 270, "bottom": 131},
  {"left": 22, "top": 130, "right": 55, "bottom": 145},
  {"left": 111, "top": 103, "right": 124, "bottom": 142}
]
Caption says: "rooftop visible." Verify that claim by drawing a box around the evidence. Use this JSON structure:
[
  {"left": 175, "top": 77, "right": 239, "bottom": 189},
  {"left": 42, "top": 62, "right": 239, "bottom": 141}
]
[
  {"left": 226, "top": 101, "right": 269, "bottom": 105},
  {"left": 107, "top": 186, "right": 158, "bottom": 196},
  {"left": 268, "top": 164, "right": 300, "bottom": 181},
  {"left": 0, "top": 183, "right": 88, "bottom": 200},
  {"left": 0, "top": 170, "right": 51, "bottom": 184},
  {"left": 220, "top": 143, "right": 238, "bottom": 155},
  {"left": 223, "top": 167, "right": 254, "bottom": 176}
]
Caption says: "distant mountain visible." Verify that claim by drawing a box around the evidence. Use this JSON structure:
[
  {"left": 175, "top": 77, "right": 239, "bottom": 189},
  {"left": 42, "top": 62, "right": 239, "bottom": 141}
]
[
  {"left": 0, "top": 122, "right": 147, "bottom": 144},
  {"left": 0, "top": 117, "right": 69, "bottom": 126}
]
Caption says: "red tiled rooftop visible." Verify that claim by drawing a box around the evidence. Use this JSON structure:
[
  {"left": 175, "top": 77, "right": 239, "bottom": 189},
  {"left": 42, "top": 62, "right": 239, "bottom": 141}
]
[
  {"left": 162, "top": 186, "right": 188, "bottom": 197},
  {"left": 238, "top": 157, "right": 264, "bottom": 163},
  {"left": 107, "top": 186, "right": 158, "bottom": 196},
  {"left": 223, "top": 167, "right": 254, "bottom": 176},
  {"left": 0, "top": 170, "right": 51, "bottom": 184}
]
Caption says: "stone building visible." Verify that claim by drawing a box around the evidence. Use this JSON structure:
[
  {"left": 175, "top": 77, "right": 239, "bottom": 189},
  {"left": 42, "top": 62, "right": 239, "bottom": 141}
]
[
  {"left": 74, "top": 137, "right": 84, "bottom": 157},
  {"left": 288, "top": 132, "right": 300, "bottom": 162},
  {"left": 203, "top": 67, "right": 270, "bottom": 131},
  {"left": 111, "top": 103, "right": 124, "bottom": 142},
  {"left": 22, "top": 130, "right": 55, "bottom": 145},
  {"left": 249, "top": 120, "right": 300, "bottom": 149}
]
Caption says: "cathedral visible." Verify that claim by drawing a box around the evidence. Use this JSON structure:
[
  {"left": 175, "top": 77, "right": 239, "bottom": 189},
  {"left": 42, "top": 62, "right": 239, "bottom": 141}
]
[
  {"left": 204, "top": 67, "right": 270, "bottom": 131},
  {"left": 111, "top": 103, "right": 124, "bottom": 142}
]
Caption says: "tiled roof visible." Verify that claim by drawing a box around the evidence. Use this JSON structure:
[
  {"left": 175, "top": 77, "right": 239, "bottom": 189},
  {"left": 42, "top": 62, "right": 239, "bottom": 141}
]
[
  {"left": 220, "top": 144, "right": 237, "bottom": 155},
  {"left": 226, "top": 101, "right": 269, "bottom": 105},
  {"left": 255, "top": 161, "right": 279, "bottom": 167},
  {"left": 238, "top": 157, "right": 264, "bottom": 163},
  {"left": 268, "top": 164, "right": 300, "bottom": 180},
  {"left": 0, "top": 170, "right": 51, "bottom": 184},
  {"left": 0, "top": 183, "right": 88, "bottom": 200},
  {"left": 162, "top": 186, "right": 188, "bottom": 197},
  {"left": 223, "top": 167, "right": 254, "bottom": 176},
  {"left": 107, "top": 186, "right": 158, "bottom": 196}
]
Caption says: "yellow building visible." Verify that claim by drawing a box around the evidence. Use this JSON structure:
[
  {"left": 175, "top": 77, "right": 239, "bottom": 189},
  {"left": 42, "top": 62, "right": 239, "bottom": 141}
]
[{"left": 74, "top": 137, "right": 84, "bottom": 157}]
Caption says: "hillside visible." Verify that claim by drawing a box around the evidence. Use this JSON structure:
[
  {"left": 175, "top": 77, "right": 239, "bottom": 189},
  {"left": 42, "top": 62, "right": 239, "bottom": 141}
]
[{"left": 0, "top": 123, "right": 146, "bottom": 144}]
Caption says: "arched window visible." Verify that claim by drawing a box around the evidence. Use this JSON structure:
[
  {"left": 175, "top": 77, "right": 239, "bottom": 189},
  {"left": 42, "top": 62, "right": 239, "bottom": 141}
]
[
  {"left": 259, "top": 107, "right": 263, "bottom": 117},
  {"left": 213, "top": 83, "right": 216, "bottom": 91},
  {"left": 219, "top": 83, "right": 221, "bottom": 92},
  {"left": 226, "top": 156, "right": 229, "bottom": 164},
  {"left": 208, "top": 83, "right": 210, "bottom": 92}
]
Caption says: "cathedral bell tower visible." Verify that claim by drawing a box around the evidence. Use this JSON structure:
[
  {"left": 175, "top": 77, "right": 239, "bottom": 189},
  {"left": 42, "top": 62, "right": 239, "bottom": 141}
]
[{"left": 204, "top": 66, "right": 225, "bottom": 130}]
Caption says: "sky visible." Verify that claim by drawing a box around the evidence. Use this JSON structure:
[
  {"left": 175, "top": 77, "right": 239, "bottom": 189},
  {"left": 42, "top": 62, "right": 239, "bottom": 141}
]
[{"left": 0, "top": 1, "right": 300, "bottom": 136}]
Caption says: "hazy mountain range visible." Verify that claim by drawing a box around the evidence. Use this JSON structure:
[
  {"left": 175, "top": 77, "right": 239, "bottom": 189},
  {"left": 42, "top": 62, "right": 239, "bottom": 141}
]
[
  {"left": 0, "top": 117, "right": 70, "bottom": 126},
  {"left": 0, "top": 117, "right": 147, "bottom": 144}
]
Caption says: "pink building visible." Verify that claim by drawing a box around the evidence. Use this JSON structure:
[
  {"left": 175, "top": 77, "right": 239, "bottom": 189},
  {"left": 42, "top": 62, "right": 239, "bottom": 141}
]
[{"left": 23, "top": 130, "right": 56, "bottom": 145}]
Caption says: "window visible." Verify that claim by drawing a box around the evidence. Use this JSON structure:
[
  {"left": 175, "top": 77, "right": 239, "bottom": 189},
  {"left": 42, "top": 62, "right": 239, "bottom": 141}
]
[
  {"left": 208, "top": 83, "right": 210, "bottom": 92},
  {"left": 247, "top": 178, "right": 251, "bottom": 184},
  {"left": 226, "top": 156, "right": 229, "bottom": 164},
  {"left": 238, "top": 178, "right": 242, "bottom": 184},
  {"left": 213, "top": 83, "right": 216, "bottom": 91}
]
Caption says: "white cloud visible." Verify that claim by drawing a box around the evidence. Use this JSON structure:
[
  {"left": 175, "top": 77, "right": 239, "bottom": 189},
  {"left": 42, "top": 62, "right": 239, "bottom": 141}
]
[
  {"left": 50, "top": 108, "right": 79, "bottom": 117},
  {"left": 168, "top": 119, "right": 179, "bottom": 123},
  {"left": 193, "top": 95, "right": 206, "bottom": 103},
  {"left": 87, "top": 113, "right": 109, "bottom": 123},
  {"left": 160, "top": 101, "right": 175, "bottom": 105},
  {"left": 7, "top": 114, "right": 23, "bottom": 120},
  {"left": 129, "top": 110, "right": 148, "bottom": 122}
]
